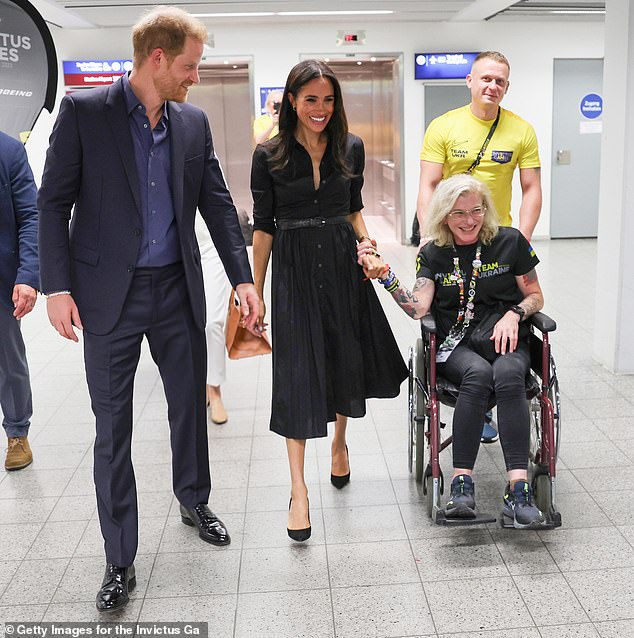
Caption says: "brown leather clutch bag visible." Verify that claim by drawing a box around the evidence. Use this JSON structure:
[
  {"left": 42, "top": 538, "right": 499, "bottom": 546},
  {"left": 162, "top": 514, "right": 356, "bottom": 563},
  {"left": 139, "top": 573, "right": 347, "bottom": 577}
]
[{"left": 225, "top": 291, "right": 272, "bottom": 360}]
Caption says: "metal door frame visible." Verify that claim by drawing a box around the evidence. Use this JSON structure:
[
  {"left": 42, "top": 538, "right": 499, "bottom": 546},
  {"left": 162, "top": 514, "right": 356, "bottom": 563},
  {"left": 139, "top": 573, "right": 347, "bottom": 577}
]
[{"left": 300, "top": 52, "right": 406, "bottom": 243}]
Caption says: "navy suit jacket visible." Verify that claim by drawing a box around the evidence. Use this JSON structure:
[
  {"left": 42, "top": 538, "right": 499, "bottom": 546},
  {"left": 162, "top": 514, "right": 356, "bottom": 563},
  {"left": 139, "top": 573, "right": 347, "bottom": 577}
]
[
  {"left": 0, "top": 131, "right": 39, "bottom": 312},
  {"left": 38, "top": 78, "right": 253, "bottom": 335}
]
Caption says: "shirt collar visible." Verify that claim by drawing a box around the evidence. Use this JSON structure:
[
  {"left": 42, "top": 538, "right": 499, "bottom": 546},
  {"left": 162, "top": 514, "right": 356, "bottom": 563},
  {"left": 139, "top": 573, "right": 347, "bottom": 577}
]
[{"left": 121, "top": 72, "right": 169, "bottom": 121}]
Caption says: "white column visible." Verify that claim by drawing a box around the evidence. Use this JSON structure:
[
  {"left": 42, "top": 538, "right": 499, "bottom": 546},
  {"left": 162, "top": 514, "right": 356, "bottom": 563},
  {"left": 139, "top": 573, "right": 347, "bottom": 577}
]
[{"left": 593, "top": 0, "right": 634, "bottom": 372}]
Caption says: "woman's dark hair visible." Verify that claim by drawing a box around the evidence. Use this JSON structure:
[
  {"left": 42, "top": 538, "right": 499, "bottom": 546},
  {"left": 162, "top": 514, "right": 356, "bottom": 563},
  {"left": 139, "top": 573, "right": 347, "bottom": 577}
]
[{"left": 266, "top": 59, "right": 353, "bottom": 177}]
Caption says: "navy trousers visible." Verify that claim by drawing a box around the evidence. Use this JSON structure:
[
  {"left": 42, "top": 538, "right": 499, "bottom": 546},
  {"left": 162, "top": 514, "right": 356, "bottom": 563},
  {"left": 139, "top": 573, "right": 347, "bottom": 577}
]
[
  {"left": 0, "top": 305, "right": 32, "bottom": 438},
  {"left": 83, "top": 263, "right": 210, "bottom": 567}
]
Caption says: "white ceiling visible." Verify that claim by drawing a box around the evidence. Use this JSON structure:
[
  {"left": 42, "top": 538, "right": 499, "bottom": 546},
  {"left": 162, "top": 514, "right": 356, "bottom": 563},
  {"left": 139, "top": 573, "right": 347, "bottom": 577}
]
[{"left": 28, "top": 0, "right": 605, "bottom": 30}]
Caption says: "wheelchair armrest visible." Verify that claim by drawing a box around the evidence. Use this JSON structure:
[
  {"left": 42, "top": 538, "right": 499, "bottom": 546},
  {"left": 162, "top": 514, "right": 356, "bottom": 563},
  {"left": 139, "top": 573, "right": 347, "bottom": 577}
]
[
  {"left": 528, "top": 311, "right": 557, "bottom": 333},
  {"left": 420, "top": 314, "right": 438, "bottom": 334}
]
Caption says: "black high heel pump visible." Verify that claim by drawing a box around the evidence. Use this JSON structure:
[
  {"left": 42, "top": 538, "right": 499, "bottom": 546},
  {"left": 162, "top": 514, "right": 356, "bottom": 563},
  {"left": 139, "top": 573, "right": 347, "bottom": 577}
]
[
  {"left": 287, "top": 497, "right": 311, "bottom": 542},
  {"left": 330, "top": 444, "right": 350, "bottom": 489}
]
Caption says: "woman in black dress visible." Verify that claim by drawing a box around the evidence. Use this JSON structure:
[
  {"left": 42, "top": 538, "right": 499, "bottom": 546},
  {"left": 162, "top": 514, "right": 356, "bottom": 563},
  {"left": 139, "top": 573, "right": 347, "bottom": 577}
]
[{"left": 251, "top": 60, "right": 407, "bottom": 541}]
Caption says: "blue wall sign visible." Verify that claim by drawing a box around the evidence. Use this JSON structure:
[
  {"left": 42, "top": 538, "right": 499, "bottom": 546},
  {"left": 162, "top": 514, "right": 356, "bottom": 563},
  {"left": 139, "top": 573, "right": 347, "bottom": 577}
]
[
  {"left": 414, "top": 52, "right": 479, "bottom": 80},
  {"left": 580, "top": 93, "right": 602, "bottom": 119}
]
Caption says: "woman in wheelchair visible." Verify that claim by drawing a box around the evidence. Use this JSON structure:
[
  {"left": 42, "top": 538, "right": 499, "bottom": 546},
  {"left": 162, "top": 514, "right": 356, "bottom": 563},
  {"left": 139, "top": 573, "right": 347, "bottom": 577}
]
[{"left": 359, "top": 174, "right": 546, "bottom": 529}]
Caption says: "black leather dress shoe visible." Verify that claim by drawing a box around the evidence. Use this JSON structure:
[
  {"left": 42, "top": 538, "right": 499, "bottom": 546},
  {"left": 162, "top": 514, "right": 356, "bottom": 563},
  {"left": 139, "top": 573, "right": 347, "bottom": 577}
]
[
  {"left": 180, "top": 503, "right": 231, "bottom": 546},
  {"left": 96, "top": 563, "right": 136, "bottom": 613}
]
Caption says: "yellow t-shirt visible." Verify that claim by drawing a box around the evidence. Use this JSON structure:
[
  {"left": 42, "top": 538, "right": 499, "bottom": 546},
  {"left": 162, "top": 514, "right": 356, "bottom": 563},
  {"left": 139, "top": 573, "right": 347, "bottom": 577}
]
[
  {"left": 420, "top": 105, "right": 540, "bottom": 226},
  {"left": 253, "top": 113, "right": 278, "bottom": 143}
]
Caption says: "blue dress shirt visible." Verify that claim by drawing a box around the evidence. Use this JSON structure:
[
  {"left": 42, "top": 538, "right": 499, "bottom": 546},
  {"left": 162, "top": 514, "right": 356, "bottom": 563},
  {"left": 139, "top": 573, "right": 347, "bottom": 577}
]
[{"left": 122, "top": 73, "right": 181, "bottom": 267}]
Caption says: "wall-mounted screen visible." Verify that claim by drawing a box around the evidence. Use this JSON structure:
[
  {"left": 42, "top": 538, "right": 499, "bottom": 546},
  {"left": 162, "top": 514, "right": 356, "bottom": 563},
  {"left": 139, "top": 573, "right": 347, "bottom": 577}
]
[{"left": 414, "top": 52, "right": 479, "bottom": 80}]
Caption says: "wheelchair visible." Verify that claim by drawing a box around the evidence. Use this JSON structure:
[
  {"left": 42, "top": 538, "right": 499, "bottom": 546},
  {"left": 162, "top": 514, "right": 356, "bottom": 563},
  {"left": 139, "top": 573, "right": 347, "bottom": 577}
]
[{"left": 407, "top": 311, "right": 562, "bottom": 529}]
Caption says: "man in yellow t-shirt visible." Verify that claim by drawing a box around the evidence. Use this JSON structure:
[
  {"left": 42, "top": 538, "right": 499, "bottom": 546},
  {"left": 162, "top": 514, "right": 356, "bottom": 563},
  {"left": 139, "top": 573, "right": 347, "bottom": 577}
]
[
  {"left": 253, "top": 89, "right": 283, "bottom": 145},
  {"left": 417, "top": 51, "right": 542, "bottom": 241}
]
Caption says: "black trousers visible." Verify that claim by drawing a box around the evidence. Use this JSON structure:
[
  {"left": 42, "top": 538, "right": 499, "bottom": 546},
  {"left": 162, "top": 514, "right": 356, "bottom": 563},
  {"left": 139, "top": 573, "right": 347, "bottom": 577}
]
[
  {"left": 438, "top": 340, "right": 530, "bottom": 472},
  {"left": 83, "top": 263, "right": 210, "bottom": 567}
]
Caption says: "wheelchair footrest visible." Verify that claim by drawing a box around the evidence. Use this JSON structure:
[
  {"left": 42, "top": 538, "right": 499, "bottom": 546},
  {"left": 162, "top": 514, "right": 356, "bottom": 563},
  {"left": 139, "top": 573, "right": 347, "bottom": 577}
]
[
  {"left": 435, "top": 509, "right": 496, "bottom": 526},
  {"left": 499, "top": 510, "right": 562, "bottom": 530}
]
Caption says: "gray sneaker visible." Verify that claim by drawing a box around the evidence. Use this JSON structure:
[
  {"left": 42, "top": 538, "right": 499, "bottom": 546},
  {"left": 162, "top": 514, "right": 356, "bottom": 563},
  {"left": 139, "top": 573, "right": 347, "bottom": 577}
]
[
  {"left": 503, "top": 481, "right": 545, "bottom": 529},
  {"left": 446, "top": 474, "right": 476, "bottom": 518}
]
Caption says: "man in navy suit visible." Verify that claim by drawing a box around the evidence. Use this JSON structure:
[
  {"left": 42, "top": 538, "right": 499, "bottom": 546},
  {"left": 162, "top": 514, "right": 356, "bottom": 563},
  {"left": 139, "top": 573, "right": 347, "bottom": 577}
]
[
  {"left": 0, "top": 130, "right": 39, "bottom": 472},
  {"left": 38, "top": 7, "right": 259, "bottom": 612}
]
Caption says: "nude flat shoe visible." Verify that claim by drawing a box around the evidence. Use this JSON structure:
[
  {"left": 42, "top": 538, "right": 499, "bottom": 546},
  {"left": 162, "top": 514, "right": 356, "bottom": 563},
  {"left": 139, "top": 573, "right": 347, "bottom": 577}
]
[{"left": 209, "top": 397, "right": 228, "bottom": 425}]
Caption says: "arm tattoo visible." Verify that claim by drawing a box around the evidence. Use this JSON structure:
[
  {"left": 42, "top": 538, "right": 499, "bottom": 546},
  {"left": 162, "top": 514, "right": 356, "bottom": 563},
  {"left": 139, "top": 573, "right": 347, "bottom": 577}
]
[
  {"left": 518, "top": 293, "right": 541, "bottom": 317},
  {"left": 387, "top": 276, "right": 432, "bottom": 319},
  {"left": 394, "top": 287, "right": 418, "bottom": 318}
]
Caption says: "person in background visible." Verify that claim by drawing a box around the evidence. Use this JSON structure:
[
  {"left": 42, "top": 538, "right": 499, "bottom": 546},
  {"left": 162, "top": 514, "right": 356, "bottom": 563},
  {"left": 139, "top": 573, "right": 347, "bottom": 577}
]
[
  {"left": 0, "top": 130, "right": 39, "bottom": 472},
  {"left": 360, "top": 174, "right": 546, "bottom": 529},
  {"left": 251, "top": 60, "right": 407, "bottom": 542},
  {"left": 38, "top": 6, "right": 259, "bottom": 613},
  {"left": 416, "top": 50, "right": 542, "bottom": 444},
  {"left": 195, "top": 215, "right": 231, "bottom": 424},
  {"left": 253, "top": 89, "right": 283, "bottom": 145}
]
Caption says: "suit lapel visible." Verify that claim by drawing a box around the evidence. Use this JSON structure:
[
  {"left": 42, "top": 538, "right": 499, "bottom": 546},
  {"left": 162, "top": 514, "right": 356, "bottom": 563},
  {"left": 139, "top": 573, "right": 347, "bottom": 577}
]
[
  {"left": 168, "top": 101, "right": 185, "bottom": 221},
  {"left": 105, "top": 80, "right": 142, "bottom": 220}
]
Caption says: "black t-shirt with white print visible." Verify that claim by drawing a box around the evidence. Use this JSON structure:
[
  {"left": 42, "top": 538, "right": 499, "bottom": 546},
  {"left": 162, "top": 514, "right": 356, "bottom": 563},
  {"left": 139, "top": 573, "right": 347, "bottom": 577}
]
[{"left": 416, "top": 226, "right": 540, "bottom": 341}]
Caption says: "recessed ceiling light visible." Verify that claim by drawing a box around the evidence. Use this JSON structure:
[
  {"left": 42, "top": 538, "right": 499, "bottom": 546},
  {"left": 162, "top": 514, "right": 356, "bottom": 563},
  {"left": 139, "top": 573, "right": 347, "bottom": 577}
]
[
  {"left": 191, "top": 10, "right": 392, "bottom": 18},
  {"left": 191, "top": 12, "right": 275, "bottom": 18},
  {"left": 550, "top": 9, "right": 605, "bottom": 14},
  {"left": 278, "top": 10, "right": 393, "bottom": 16}
]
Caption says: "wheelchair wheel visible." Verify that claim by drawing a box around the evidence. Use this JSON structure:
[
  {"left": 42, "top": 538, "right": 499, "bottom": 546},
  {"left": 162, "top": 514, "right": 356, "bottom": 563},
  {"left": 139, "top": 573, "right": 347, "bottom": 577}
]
[
  {"left": 533, "top": 472, "right": 552, "bottom": 513},
  {"left": 529, "top": 352, "right": 561, "bottom": 516},
  {"left": 408, "top": 339, "right": 428, "bottom": 483},
  {"left": 529, "top": 354, "right": 561, "bottom": 470},
  {"left": 408, "top": 346, "right": 414, "bottom": 475}
]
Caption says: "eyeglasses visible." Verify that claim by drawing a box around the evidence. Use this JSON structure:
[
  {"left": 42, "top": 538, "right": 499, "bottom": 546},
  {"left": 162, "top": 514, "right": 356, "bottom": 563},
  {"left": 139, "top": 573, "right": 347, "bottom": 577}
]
[{"left": 447, "top": 205, "right": 486, "bottom": 221}]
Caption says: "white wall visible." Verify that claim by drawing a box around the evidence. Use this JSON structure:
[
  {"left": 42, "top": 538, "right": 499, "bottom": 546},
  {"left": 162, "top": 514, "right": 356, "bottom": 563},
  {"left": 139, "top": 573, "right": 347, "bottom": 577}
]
[
  {"left": 27, "top": 18, "right": 605, "bottom": 241},
  {"left": 593, "top": 0, "right": 634, "bottom": 373}
]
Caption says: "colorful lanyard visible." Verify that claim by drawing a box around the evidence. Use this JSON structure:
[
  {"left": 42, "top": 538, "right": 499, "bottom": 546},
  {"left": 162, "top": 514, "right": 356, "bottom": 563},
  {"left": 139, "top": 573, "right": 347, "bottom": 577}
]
[{"left": 448, "top": 242, "right": 483, "bottom": 337}]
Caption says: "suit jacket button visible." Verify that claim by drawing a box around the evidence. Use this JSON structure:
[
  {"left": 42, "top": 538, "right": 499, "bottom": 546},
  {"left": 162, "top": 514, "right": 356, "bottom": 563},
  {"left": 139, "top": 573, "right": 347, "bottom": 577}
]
[
  {"left": 127, "top": 265, "right": 135, "bottom": 273},
  {"left": 134, "top": 228, "right": 141, "bottom": 236}
]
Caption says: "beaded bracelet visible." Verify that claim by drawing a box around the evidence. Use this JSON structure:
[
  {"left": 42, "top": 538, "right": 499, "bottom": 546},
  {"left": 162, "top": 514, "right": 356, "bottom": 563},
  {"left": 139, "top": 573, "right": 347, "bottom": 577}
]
[{"left": 357, "top": 235, "right": 377, "bottom": 248}]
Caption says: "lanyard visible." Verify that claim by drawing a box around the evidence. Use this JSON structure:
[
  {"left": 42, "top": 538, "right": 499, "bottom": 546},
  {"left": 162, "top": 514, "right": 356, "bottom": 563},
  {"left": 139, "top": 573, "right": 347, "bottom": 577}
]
[
  {"left": 465, "top": 108, "right": 500, "bottom": 174},
  {"left": 436, "top": 243, "right": 483, "bottom": 362},
  {"left": 451, "top": 243, "right": 483, "bottom": 332}
]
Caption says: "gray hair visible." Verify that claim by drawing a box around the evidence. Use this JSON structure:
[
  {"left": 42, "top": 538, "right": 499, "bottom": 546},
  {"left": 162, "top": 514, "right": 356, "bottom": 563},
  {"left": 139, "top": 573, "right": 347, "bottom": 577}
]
[{"left": 424, "top": 174, "right": 500, "bottom": 248}]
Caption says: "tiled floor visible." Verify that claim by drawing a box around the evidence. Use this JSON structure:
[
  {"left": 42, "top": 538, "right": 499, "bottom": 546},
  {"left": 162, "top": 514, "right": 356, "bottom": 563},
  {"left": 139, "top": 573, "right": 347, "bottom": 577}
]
[{"left": 2, "top": 238, "right": 634, "bottom": 637}]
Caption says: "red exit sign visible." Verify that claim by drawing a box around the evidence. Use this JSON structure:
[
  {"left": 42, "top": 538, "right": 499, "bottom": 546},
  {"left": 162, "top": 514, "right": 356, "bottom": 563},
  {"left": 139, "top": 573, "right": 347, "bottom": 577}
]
[{"left": 336, "top": 30, "right": 366, "bottom": 46}]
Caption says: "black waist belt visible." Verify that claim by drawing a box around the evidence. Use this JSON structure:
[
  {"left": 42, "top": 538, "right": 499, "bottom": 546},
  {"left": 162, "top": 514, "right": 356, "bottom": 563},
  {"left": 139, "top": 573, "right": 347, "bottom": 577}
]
[{"left": 276, "top": 215, "right": 350, "bottom": 230}]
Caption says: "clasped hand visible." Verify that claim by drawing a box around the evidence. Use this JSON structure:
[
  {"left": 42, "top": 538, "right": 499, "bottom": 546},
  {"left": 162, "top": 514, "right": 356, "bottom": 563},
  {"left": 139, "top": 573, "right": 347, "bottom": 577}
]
[{"left": 356, "top": 240, "right": 385, "bottom": 279}]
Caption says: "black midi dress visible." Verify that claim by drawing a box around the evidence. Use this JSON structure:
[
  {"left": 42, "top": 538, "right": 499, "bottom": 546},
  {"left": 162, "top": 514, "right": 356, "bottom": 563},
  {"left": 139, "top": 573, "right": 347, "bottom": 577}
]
[{"left": 251, "top": 133, "right": 408, "bottom": 439}]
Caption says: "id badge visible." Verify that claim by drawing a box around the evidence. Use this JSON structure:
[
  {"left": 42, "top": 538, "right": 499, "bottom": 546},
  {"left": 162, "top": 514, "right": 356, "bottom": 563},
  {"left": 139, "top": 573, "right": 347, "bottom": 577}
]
[{"left": 436, "top": 333, "right": 463, "bottom": 363}]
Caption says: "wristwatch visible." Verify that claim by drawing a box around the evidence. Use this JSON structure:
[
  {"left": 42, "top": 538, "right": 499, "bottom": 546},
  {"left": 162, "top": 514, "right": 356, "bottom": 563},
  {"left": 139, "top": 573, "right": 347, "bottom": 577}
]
[{"left": 509, "top": 305, "right": 526, "bottom": 321}]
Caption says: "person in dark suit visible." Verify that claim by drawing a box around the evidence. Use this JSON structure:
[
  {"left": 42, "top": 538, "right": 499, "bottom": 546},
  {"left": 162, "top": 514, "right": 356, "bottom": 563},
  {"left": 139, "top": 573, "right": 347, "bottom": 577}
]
[
  {"left": 37, "top": 6, "right": 259, "bottom": 613},
  {"left": 0, "top": 130, "right": 39, "bottom": 472}
]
